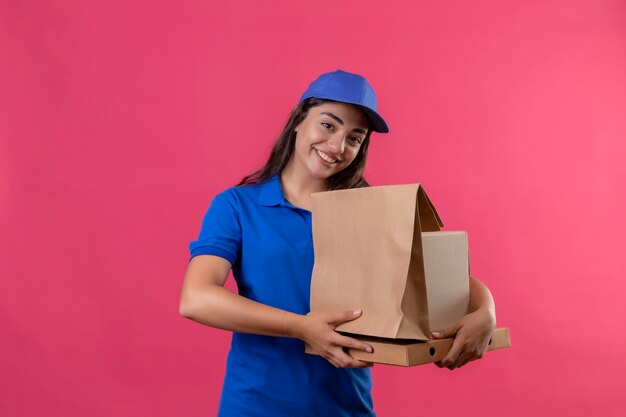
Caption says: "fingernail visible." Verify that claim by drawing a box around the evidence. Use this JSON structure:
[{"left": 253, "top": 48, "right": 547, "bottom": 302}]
[
  {"left": 353, "top": 309, "right": 362, "bottom": 316},
  {"left": 364, "top": 346, "right": 373, "bottom": 353},
  {"left": 431, "top": 332, "right": 441, "bottom": 338}
]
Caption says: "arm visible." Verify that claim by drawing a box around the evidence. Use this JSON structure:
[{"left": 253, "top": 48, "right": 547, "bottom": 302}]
[
  {"left": 468, "top": 275, "right": 496, "bottom": 319},
  {"left": 179, "top": 254, "right": 374, "bottom": 368},
  {"left": 180, "top": 254, "right": 301, "bottom": 336},
  {"left": 430, "top": 275, "right": 497, "bottom": 370}
]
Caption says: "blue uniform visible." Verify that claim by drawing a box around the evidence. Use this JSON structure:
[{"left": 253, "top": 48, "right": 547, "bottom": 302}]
[{"left": 189, "top": 173, "right": 375, "bottom": 417}]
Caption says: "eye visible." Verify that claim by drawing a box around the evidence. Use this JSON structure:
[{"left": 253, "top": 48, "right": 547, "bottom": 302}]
[
  {"left": 348, "top": 136, "right": 363, "bottom": 145},
  {"left": 321, "top": 122, "right": 333, "bottom": 130}
]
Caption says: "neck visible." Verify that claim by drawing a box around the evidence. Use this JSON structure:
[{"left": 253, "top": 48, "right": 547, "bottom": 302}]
[{"left": 280, "top": 158, "right": 327, "bottom": 203}]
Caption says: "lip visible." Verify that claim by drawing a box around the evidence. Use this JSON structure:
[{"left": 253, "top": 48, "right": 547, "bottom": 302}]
[{"left": 313, "top": 148, "right": 339, "bottom": 167}]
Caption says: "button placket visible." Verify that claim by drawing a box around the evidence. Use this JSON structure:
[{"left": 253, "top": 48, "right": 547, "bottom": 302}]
[{"left": 283, "top": 202, "right": 313, "bottom": 236}]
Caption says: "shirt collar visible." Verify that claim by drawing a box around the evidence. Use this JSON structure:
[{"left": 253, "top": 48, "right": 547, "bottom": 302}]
[{"left": 257, "top": 173, "right": 286, "bottom": 207}]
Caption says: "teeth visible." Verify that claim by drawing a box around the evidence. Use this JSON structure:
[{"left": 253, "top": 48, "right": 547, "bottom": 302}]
[{"left": 316, "top": 149, "right": 337, "bottom": 164}]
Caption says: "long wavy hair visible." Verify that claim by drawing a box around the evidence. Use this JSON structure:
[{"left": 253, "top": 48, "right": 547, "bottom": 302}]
[{"left": 237, "top": 98, "right": 372, "bottom": 190}]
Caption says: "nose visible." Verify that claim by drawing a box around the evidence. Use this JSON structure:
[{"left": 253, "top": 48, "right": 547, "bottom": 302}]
[{"left": 326, "top": 133, "right": 346, "bottom": 158}]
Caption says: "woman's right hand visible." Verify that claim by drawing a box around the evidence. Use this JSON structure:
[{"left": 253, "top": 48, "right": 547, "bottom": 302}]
[{"left": 295, "top": 309, "right": 374, "bottom": 369}]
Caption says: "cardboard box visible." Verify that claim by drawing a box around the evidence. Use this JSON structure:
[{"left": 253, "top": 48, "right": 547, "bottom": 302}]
[
  {"left": 305, "top": 327, "right": 511, "bottom": 367},
  {"left": 420, "top": 231, "right": 470, "bottom": 334}
]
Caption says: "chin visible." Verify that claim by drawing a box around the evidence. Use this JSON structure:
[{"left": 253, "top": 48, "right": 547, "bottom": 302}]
[
  {"left": 310, "top": 170, "right": 333, "bottom": 181},
  {"left": 306, "top": 165, "right": 335, "bottom": 181}
]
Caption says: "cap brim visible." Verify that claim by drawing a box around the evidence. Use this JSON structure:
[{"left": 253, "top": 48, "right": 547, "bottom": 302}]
[
  {"left": 356, "top": 105, "right": 389, "bottom": 134},
  {"left": 299, "top": 95, "right": 389, "bottom": 134}
]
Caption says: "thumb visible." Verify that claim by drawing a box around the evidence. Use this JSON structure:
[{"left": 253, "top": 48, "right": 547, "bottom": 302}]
[
  {"left": 431, "top": 323, "right": 458, "bottom": 339},
  {"left": 329, "top": 309, "right": 362, "bottom": 326}
]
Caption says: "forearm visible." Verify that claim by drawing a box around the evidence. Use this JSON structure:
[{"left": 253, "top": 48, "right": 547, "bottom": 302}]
[
  {"left": 469, "top": 275, "right": 496, "bottom": 321},
  {"left": 181, "top": 285, "right": 304, "bottom": 339}
]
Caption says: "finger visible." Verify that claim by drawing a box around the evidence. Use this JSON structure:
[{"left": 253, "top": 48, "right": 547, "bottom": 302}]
[
  {"left": 450, "top": 351, "right": 472, "bottom": 370},
  {"left": 329, "top": 309, "right": 362, "bottom": 326},
  {"left": 324, "top": 355, "right": 341, "bottom": 368},
  {"left": 334, "top": 349, "right": 372, "bottom": 368},
  {"left": 459, "top": 349, "right": 484, "bottom": 367},
  {"left": 457, "top": 357, "right": 472, "bottom": 369},
  {"left": 453, "top": 342, "right": 486, "bottom": 369},
  {"left": 335, "top": 334, "right": 373, "bottom": 353},
  {"left": 455, "top": 343, "right": 486, "bottom": 369},
  {"left": 439, "top": 336, "right": 465, "bottom": 367},
  {"left": 431, "top": 323, "right": 458, "bottom": 339}
]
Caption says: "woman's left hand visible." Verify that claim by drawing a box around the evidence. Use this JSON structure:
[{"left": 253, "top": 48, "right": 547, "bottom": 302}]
[{"left": 431, "top": 307, "right": 496, "bottom": 370}]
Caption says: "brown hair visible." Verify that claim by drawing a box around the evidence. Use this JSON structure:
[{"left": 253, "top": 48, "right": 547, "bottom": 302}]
[{"left": 237, "top": 98, "right": 372, "bottom": 190}]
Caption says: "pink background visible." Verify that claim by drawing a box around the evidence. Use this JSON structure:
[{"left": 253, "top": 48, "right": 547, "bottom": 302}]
[{"left": 2, "top": 1, "right": 625, "bottom": 416}]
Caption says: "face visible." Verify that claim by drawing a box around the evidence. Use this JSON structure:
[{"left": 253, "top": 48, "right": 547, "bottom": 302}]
[{"left": 291, "top": 102, "right": 369, "bottom": 181}]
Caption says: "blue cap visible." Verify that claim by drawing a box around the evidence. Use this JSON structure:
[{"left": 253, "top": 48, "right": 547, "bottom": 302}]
[{"left": 298, "top": 69, "right": 389, "bottom": 133}]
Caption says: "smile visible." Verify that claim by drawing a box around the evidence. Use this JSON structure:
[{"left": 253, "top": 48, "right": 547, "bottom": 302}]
[{"left": 315, "top": 149, "right": 337, "bottom": 164}]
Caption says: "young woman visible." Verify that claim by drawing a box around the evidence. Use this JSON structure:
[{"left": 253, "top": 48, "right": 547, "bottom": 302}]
[{"left": 180, "top": 69, "right": 496, "bottom": 417}]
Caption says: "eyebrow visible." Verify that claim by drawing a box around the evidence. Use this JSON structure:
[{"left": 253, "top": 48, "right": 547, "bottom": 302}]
[{"left": 320, "top": 112, "right": 367, "bottom": 135}]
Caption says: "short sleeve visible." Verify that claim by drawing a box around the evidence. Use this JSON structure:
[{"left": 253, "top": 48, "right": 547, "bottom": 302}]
[{"left": 188, "top": 189, "right": 242, "bottom": 265}]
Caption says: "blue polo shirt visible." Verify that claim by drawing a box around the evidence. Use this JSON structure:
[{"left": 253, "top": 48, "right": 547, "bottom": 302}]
[{"left": 189, "top": 173, "right": 375, "bottom": 417}]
